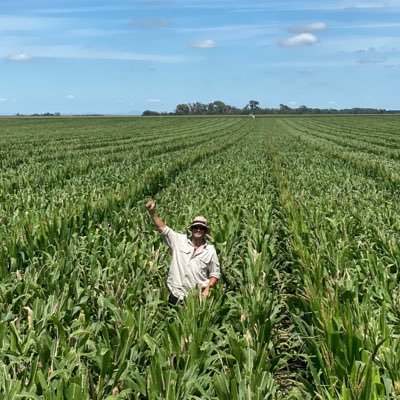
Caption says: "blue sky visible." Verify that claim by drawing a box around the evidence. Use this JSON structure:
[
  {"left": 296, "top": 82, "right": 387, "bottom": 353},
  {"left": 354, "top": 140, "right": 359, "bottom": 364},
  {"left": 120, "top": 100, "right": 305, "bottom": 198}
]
[{"left": 1, "top": 0, "right": 399, "bottom": 114}]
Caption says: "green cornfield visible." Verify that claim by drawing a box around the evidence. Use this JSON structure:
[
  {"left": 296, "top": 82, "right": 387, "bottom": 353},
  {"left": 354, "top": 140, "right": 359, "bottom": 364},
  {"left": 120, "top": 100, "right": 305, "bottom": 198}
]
[{"left": 0, "top": 115, "right": 399, "bottom": 399}]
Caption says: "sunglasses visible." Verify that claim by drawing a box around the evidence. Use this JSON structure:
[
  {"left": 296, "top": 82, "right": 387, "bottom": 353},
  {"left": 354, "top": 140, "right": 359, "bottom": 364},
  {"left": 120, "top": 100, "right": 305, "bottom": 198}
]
[{"left": 191, "top": 225, "right": 206, "bottom": 231}]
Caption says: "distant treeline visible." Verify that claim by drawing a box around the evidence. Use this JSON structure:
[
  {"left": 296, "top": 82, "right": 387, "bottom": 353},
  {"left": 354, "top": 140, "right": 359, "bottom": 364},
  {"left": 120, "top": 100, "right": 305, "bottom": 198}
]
[
  {"left": 15, "top": 113, "right": 105, "bottom": 117},
  {"left": 142, "top": 101, "right": 399, "bottom": 116},
  {"left": 16, "top": 112, "right": 62, "bottom": 117}
]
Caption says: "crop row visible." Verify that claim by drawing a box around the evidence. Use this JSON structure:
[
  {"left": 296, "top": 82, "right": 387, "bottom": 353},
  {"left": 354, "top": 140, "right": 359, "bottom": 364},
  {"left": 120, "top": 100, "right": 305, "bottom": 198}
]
[
  {"left": 283, "top": 117, "right": 400, "bottom": 158},
  {"left": 263, "top": 116, "right": 400, "bottom": 398},
  {"left": 0, "top": 117, "right": 298, "bottom": 398}
]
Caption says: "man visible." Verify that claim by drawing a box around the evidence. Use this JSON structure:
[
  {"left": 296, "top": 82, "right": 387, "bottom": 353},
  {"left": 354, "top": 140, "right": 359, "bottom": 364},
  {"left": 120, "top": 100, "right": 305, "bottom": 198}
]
[{"left": 145, "top": 199, "right": 220, "bottom": 305}]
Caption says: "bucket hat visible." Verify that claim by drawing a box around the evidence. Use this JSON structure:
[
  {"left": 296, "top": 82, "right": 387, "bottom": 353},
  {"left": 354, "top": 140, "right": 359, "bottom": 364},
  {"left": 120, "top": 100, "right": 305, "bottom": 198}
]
[{"left": 188, "top": 216, "right": 210, "bottom": 233}]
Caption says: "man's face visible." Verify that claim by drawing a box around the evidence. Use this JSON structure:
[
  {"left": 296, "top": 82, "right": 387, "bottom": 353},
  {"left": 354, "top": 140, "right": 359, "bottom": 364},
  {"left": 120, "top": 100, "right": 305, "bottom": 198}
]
[{"left": 191, "top": 225, "right": 207, "bottom": 240}]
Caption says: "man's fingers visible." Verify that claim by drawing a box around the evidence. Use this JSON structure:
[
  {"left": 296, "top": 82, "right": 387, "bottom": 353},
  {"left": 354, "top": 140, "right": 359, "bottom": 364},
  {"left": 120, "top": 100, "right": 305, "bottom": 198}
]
[{"left": 146, "top": 199, "right": 156, "bottom": 210}]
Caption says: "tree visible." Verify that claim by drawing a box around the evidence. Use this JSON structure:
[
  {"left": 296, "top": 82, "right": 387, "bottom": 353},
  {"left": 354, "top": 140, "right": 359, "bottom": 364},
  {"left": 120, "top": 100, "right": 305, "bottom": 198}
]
[
  {"left": 248, "top": 100, "right": 260, "bottom": 115},
  {"left": 279, "top": 104, "right": 291, "bottom": 113},
  {"left": 213, "top": 101, "right": 227, "bottom": 114},
  {"left": 297, "top": 105, "right": 309, "bottom": 114},
  {"left": 189, "top": 102, "right": 207, "bottom": 114},
  {"left": 142, "top": 110, "right": 160, "bottom": 116},
  {"left": 207, "top": 102, "right": 216, "bottom": 115},
  {"left": 175, "top": 104, "right": 190, "bottom": 114}
]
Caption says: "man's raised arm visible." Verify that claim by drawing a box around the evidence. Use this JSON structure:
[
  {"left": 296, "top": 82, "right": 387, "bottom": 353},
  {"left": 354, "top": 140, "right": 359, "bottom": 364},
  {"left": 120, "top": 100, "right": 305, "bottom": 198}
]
[{"left": 145, "top": 200, "right": 166, "bottom": 233}]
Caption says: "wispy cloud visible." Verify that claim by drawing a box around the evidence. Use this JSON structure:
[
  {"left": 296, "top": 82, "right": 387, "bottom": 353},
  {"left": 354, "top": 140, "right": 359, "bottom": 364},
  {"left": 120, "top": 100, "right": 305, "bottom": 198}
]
[
  {"left": 65, "top": 28, "right": 128, "bottom": 38},
  {"left": 130, "top": 19, "right": 170, "bottom": 28},
  {"left": 66, "top": 94, "right": 75, "bottom": 100},
  {"left": 337, "top": 44, "right": 399, "bottom": 62},
  {"left": 178, "top": 24, "right": 275, "bottom": 46},
  {"left": 139, "top": 1, "right": 172, "bottom": 7},
  {"left": 353, "top": 46, "right": 397, "bottom": 54},
  {"left": 0, "top": 16, "right": 65, "bottom": 31},
  {"left": 357, "top": 57, "right": 386, "bottom": 64},
  {"left": 288, "top": 22, "right": 327, "bottom": 33},
  {"left": 336, "top": 22, "right": 400, "bottom": 30},
  {"left": 34, "top": 1, "right": 400, "bottom": 15},
  {"left": 329, "top": 35, "right": 399, "bottom": 53},
  {"left": 232, "top": 1, "right": 398, "bottom": 12},
  {"left": 189, "top": 39, "right": 216, "bottom": 48},
  {"left": 178, "top": 24, "right": 275, "bottom": 36},
  {"left": 174, "top": 0, "right": 385, "bottom": 11},
  {"left": 6, "top": 52, "right": 33, "bottom": 61},
  {"left": 298, "top": 69, "right": 315, "bottom": 74},
  {"left": 38, "top": 5, "right": 139, "bottom": 14},
  {"left": 354, "top": 46, "right": 379, "bottom": 53},
  {"left": 0, "top": 98, "right": 8, "bottom": 103},
  {"left": 279, "top": 33, "right": 318, "bottom": 47},
  {"left": 344, "top": 2, "right": 392, "bottom": 9},
  {"left": 248, "top": 59, "right": 357, "bottom": 68},
  {"left": 10, "top": 45, "right": 188, "bottom": 63},
  {"left": 353, "top": 46, "right": 388, "bottom": 63},
  {"left": 148, "top": 98, "right": 161, "bottom": 102}
]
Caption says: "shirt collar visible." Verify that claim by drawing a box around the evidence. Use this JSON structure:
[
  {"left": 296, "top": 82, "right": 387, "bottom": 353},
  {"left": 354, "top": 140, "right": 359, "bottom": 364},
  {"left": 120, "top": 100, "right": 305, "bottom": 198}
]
[{"left": 187, "top": 236, "right": 207, "bottom": 248}]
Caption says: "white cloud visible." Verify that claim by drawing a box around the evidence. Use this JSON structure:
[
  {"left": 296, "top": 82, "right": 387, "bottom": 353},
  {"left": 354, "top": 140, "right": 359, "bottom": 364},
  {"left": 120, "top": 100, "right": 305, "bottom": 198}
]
[
  {"left": 279, "top": 33, "right": 318, "bottom": 47},
  {"left": 66, "top": 94, "right": 75, "bottom": 100},
  {"left": 189, "top": 39, "right": 216, "bottom": 48},
  {"left": 148, "top": 98, "right": 161, "bottom": 102},
  {"left": 289, "top": 22, "right": 327, "bottom": 33},
  {"left": 6, "top": 52, "right": 33, "bottom": 61},
  {"left": 0, "top": 98, "right": 8, "bottom": 103}
]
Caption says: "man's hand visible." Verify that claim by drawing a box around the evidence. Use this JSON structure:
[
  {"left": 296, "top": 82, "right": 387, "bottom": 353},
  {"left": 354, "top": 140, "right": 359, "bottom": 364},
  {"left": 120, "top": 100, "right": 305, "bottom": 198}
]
[
  {"left": 146, "top": 199, "right": 156, "bottom": 213},
  {"left": 201, "top": 277, "right": 218, "bottom": 298}
]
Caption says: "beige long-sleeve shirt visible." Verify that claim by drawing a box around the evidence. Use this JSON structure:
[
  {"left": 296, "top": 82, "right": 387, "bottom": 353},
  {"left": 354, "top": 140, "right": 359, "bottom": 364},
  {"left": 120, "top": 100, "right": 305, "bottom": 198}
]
[{"left": 160, "top": 226, "right": 221, "bottom": 299}]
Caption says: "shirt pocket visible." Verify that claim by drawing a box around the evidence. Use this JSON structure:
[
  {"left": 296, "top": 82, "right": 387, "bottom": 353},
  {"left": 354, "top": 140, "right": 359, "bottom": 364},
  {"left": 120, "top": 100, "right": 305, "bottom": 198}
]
[
  {"left": 199, "top": 253, "right": 212, "bottom": 269},
  {"left": 178, "top": 247, "right": 191, "bottom": 259}
]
